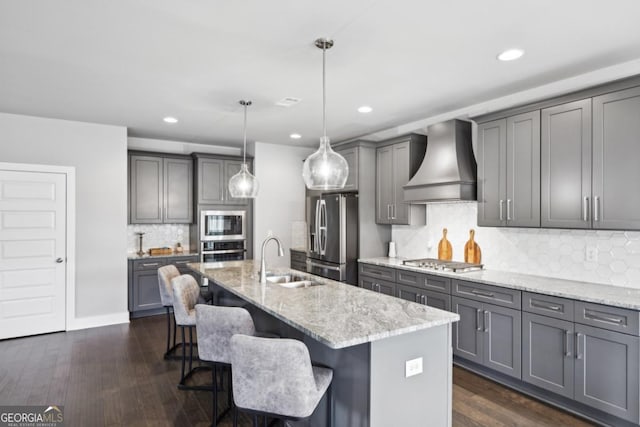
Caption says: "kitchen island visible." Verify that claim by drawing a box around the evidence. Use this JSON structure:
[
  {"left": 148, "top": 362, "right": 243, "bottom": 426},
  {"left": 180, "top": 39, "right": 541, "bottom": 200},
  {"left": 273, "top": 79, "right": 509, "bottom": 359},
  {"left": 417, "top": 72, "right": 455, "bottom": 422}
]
[{"left": 188, "top": 260, "right": 459, "bottom": 427}]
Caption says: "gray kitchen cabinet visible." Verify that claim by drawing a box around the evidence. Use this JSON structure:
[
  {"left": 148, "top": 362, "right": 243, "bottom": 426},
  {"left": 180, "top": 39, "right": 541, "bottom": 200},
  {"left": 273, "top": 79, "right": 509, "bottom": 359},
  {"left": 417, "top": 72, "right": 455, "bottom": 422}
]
[
  {"left": 129, "top": 154, "right": 193, "bottom": 224},
  {"left": 132, "top": 269, "right": 164, "bottom": 312},
  {"left": 452, "top": 296, "right": 521, "bottom": 379},
  {"left": 335, "top": 146, "right": 358, "bottom": 192},
  {"left": 375, "top": 135, "right": 426, "bottom": 225},
  {"left": 541, "top": 99, "right": 592, "bottom": 228},
  {"left": 522, "top": 312, "right": 575, "bottom": 399},
  {"left": 477, "top": 111, "right": 540, "bottom": 228},
  {"left": 396, "top": 283, "right": 450, "bottom": 311},
  {"left": 290, "top": 249, "right": 307, "bottom": 272},
  {"left": 359, "top": 275, "right": 396, "bottom": 296},
  {"left": 574, "top": 323, "right": 639, "bottom": 422},
  {"left": 194, "top": 154, "right": 253, "bottom": 205},
  {"left": 592, "top": 86, "right": 640, "bottom": 230}
]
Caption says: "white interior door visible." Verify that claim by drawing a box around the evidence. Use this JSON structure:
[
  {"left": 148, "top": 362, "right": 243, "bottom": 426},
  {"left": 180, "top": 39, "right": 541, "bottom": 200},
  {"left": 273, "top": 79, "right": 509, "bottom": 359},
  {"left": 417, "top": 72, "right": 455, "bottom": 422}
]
[{"left": 0, "top": 170, "right": 67, "bottom": 339}]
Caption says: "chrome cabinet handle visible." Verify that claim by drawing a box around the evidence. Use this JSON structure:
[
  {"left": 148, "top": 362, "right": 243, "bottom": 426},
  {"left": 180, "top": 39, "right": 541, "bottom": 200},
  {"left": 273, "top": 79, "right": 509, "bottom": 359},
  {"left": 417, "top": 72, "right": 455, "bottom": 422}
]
[
  {"left": 307, "top": 260, "right": 341, "bottom": 272},
  {"left": 506, "top": 199, "right": 512, "bottom": 221},
  {"left": 142, "top": 262, "right": 159, "bottom": 267},
  {"left": 483, "top": 310, "right": 490, "bottom": 332},
  {"left": 387, "top": 204, "right": 391, "bottom": 220},
  {"left": 499, "top": 199, "right": 504, "bottom": 221},
  {"left": 415, "top": 294, "right": 421, "bottom": 303},
  {"left": 471, "top": 289, "right": 495, "bottom": 298},
  {"left": 56, "top": 257, "right": 64, "bottom": 263},
  {"left": 391, "top": 204, "right": 396, "bottom": 220},
  {"left": 421, "top": 295, "right": 427, "bottom": 305},
  {"left": 576, "top": 333, "right": 584, "bottom": 359},
  {"left": 564, "top": 330, "right": 571, "bottom": 357},
  {"left": 594, "top": 196, "right": 600, "bottom": 222},
  {"left": 583, "top": 196, "right": 589, "bottom": 222},
  {"left": 530, "top": 301, "right": 561, "bottom": 311},
  {"left": 585, "top": 311, "right": 624, "bottom": 325},
  {"left": 476, "top": 309, "right": 482, "bottom": 331}
]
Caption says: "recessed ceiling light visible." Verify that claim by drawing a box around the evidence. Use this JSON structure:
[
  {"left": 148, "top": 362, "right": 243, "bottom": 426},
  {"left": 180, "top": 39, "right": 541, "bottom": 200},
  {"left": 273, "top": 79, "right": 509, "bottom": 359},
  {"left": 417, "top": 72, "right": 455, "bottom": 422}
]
[
  {"left": 497, "top": 49, "right": 524, "bottom": 61},
  {"left": 357, "top": 105, "right": 373, "bottom": 113},
  {"left": 163, "top": 116, "right": 178, "bottom": 124},
  {"left": 290, "top": 133, "right": 302, "bottom": 140}
]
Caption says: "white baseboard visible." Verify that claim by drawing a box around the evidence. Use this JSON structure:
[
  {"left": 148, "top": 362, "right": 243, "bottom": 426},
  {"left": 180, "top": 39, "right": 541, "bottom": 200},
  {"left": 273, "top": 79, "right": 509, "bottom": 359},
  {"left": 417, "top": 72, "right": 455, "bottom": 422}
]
[{"left": 67, "top": 311, "right": 130, "bottom": 331}]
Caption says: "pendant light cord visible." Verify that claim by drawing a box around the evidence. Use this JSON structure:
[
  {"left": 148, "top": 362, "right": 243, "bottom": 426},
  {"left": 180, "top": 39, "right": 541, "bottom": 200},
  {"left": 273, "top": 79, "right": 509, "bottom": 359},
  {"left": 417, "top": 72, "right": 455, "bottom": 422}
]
[
  {"left": 322, "top": 43, "right": 327, "bottom": 139},
  {"left": 242, "top": 102, "right": 247, "bottom": 164}
]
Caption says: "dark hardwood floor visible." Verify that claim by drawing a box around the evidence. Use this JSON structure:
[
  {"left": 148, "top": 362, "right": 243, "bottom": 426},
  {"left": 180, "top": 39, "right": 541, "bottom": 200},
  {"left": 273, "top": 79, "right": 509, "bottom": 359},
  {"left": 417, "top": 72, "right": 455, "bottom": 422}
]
[{"left": 0, "top": 315, "right": 594, "bottom": 426}]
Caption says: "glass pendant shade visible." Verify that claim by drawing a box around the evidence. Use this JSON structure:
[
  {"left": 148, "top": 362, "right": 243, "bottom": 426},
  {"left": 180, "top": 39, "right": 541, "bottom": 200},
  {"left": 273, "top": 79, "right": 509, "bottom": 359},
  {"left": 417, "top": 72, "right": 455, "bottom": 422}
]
[
  {"left": 229, "top": 163, "right": 259, "bottom": 198},
  {"left": 302, "top": 136, "right": 348, "bottom": 190},
  {"left": 229, "top": 100, "right": 259, "bottom": 198}
]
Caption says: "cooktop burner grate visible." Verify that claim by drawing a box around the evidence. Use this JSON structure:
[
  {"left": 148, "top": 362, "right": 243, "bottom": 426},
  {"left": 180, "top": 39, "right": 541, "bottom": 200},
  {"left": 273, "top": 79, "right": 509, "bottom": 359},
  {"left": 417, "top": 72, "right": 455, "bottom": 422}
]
[{"left": 402, "top": 258, "right": 483, "bottom": 273}]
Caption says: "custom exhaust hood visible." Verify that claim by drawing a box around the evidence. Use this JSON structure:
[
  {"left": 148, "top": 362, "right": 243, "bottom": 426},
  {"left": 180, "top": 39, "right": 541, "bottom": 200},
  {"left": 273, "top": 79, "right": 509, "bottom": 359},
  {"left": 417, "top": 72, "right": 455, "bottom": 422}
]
[{"left": 403, "top": 119, "right": 477, "bottom": 202}]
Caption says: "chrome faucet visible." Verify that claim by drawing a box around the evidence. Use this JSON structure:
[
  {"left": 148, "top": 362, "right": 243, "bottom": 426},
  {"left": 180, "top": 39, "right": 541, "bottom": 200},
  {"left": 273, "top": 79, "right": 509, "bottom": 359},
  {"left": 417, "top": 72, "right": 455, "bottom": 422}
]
[{"left": 259, "top": 236, "right": 285, "bottom": 283}]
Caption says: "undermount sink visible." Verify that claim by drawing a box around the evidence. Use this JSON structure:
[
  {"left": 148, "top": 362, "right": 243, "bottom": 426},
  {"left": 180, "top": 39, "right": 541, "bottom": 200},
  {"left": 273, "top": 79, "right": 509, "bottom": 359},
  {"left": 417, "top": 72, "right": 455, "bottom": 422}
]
[{"left": 265, "top": 273, "right": 324, "bottom": 288}]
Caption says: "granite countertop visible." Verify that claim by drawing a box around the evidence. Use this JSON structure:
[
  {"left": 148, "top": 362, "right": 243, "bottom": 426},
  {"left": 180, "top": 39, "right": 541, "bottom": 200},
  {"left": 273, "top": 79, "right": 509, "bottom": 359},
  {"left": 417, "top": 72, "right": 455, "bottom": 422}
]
[
  {"left": 359, "top": 257, "right": 640, "bottom": 311},
  {"left": 128, "top": 251, "right": 199, "bottom": 260},
  {"left": 187, "top": 260, "right": 459, "bottom": 349}
]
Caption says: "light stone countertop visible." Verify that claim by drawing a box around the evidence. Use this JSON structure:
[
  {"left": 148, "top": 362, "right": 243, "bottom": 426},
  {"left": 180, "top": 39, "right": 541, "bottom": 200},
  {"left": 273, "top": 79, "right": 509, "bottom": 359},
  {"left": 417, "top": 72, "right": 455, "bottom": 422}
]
[
  {"left": 128, "top": 251, "right": 199, "bottom": 260},
  {"left": 188, "top": 260, "right": 459, "bottom": 349},
  {"left": 359, "top": 257, "right": 640, "bottom": 310}
]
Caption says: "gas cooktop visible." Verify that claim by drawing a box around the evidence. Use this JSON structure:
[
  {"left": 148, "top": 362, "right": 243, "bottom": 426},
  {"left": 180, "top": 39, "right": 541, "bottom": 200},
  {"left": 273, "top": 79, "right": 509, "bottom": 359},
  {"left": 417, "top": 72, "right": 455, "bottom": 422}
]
[{"left": 402, "top": 258, "right": 483, "bottom": 273}]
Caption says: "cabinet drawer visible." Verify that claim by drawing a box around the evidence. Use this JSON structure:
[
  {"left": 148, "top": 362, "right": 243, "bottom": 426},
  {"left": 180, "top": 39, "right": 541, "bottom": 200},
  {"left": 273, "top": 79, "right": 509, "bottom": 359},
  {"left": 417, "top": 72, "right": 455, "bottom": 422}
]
[
  {"left": 523, "top": 292, "right": 574, "bottom": 321},
  {"left": 574, "top": 301, "right": 640, "bottom": 336},
  {"left": 452, "top": 280, "right": 521, "bottom": 309},
  {"left": 290, "top": 251, "right": 307, "bottom": 263},
  {"left": 359, "top": 263, "right": 396, "bottom": 282},
  {"left": 359, "top": 276, "right": 396, "bottom": 296},
  {"left": 168, "top": 255, "right": 198, "bottom": 266},
  {"left": 133, "top": 259, "right": 167, "bottom": 271},
  {"left": 396, "top": 270, "right": 451, "bottom": 294}
]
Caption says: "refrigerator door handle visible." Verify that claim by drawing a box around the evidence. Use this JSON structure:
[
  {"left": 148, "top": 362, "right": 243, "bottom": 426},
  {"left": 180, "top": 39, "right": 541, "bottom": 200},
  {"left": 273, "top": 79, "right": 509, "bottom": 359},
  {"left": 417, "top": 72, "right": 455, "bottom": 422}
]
[
  {"left": 319, "top": 199, "right": 327, "bottom": 255},
  {"left": 314, "top": 199, "right": 321, "bottom": 253},
  {"left": 307, "top": 259, "right": 341, "bottom": 272}
]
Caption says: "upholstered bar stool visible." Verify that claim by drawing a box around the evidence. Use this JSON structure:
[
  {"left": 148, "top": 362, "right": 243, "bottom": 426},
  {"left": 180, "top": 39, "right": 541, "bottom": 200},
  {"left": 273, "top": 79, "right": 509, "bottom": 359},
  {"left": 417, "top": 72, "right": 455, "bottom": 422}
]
[
  {"left": 229, "top": 335, "right": 333, "bottom": 427},
  {"left": 157, "top": 265, "right": 181, "bottom": 360},
  {"left": 172, "top": 274, "right": 211, "bottom": 390},
  {"left": 195, "top": 304, "right": 257, "bottom": 425}
]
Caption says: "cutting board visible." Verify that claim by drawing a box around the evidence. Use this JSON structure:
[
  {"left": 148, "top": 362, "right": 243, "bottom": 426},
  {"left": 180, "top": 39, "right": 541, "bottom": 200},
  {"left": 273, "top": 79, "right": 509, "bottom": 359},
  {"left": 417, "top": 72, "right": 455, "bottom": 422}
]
[
  {"left": 438, "top": 228, "right": 452, "bottom": 261},
  {"left": 464, "top": 229, "right": 481, "bottom": 264}
]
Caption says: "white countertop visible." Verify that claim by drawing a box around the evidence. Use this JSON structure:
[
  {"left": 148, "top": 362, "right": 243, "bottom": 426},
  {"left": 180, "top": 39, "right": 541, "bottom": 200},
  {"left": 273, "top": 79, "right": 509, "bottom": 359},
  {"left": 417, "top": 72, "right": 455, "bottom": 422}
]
[
  {"left": 187, "top": 260, "right": 459, "bottom": 349},
  {"left": 359, "top": 257, "right": 640, "bottom": 310}
]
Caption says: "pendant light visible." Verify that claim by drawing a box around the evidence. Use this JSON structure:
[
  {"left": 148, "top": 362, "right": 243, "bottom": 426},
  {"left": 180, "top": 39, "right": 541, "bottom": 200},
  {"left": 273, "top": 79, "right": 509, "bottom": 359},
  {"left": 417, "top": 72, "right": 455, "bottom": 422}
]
[
  {"left": 302, "top": 38, "right": 349, "bottom": 190},
  {"left": 228, "top": 100, "right": 259, "bottom": 198}
]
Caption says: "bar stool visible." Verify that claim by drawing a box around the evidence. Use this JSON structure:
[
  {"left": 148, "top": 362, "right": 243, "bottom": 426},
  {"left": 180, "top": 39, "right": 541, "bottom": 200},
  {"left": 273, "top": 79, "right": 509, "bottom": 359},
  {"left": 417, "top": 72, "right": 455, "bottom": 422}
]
[
  {"left": 157, "top": 265, "right": 181, "bottom": 360},
  {"left": 195, "top": 304, "right": 257, "bottom": 425},
  {"left": 172, "top": 275, "right": 211, "bottom": 390},
  {"left": 229, "top": 335, "right": 333, "bottom": 427}
]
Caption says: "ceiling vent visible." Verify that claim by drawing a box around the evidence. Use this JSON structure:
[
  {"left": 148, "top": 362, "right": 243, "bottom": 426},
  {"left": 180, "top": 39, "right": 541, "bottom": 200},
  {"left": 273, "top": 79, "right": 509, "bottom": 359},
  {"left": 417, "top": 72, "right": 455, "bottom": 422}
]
[{"left": 275, "top": 97, "right": 302, "bottom": 107}]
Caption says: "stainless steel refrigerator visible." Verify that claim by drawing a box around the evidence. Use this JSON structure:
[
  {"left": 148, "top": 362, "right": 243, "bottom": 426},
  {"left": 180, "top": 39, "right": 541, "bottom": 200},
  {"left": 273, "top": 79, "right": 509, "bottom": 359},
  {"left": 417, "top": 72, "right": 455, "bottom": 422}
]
[{"left": 307, "top": 192, "right": 358, "bottom": 284}]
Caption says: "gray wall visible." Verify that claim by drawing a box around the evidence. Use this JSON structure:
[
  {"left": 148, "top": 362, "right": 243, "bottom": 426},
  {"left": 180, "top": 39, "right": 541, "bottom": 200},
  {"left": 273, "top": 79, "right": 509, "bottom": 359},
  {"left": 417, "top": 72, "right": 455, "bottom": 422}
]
[{"left": 0, "top": 112, "right": 128, "bottom": 319}]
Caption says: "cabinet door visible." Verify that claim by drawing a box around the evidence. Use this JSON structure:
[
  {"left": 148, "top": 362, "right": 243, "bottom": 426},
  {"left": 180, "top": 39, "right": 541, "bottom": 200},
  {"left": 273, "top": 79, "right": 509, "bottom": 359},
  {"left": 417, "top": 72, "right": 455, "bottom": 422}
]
[
  {"left": 593, "top": 86, "right": 640, "bottom": 230},
  {"left": 574, "top": 323, "right": 640, "bottom": 422},
  {"left": 522, "top": 313, "right": 575, "bottom": 398},
  {"left": 224, "top": 159, "right": 250, "bottom": 205},
  {"left": 391, "top": 141, "right": 411, "bottom": 224},
  {"left": 163, "top": 158, "right": 193, "bottom": 223},
  {"left": 376, "top": 146, "right": 393, "bottom": 224},
  {"left": 541, "top": 100, "right": 592, "bottom": 228},
  {"left": 452, "top": 296, "right": 484, "bottom": 364},
  {"left": 477, "top": 120, "right": 507, "bottom": 227},
  {"left": 130, "top": 155, "right": 163, "bottom": 224},
  {"left": 336, "top": 147, "right": 358, "bottom": 191},
  {"left": 132, "top": 270, "right": 163, "bottom": 311},
  {"left": 422, "top": 289, "right": 451, "bottom": 312},
  {"left": 198, "top": 158, "right": 225, "bottom": 204},
  {"left": 483, "top": 303, "right": 522, "bottom": 379},
  {"left": 506, "top": 111, "right": 540, "bottom": 227},
  {"left": 396, "top": 283, "right": 422, "bottom": 304},
  {"left": 359, "top": 276, "right": 395, "bottom": 296}
]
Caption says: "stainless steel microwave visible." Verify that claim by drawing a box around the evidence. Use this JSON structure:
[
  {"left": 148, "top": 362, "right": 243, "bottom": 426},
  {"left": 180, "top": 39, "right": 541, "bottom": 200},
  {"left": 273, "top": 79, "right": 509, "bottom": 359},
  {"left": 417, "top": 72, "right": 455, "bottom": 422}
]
[{"left": 200, "top": 210, "right": 246, "bottom": 241}]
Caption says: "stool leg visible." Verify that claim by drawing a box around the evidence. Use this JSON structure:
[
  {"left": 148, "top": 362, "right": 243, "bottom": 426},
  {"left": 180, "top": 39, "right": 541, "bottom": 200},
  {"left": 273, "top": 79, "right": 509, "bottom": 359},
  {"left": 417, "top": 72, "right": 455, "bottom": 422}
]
[
  {"left": 212, "top": 366, "right": 218, "bottom": 425},
  {"left": 188, "top": 326, "right": 194, "bottom": 373},
  {"left": 173, "top": 312, "right": 177, "bottom": 347},
  {"left": 165, "top": 307, "right": 171, "bottom": 355},
  {"left": 232, "top": 405, "right": 238, "bottom": 427},
  {"left": 180, "top": 326, "right": 186, "bottom": 382},
  {"left": 253, "top": 415, "right": 258, "bottom": 427},
  {"left": 227, "top": 367, "right": 232, "bottom": 409}
]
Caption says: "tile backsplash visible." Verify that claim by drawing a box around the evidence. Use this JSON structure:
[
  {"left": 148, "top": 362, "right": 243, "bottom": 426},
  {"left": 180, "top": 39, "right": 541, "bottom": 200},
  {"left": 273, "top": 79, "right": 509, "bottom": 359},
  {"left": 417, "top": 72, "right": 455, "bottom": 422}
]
[
  {"left": 127, "top": 224, "right": 190, "bottom": 254},
  {"left": 392, "top": 202, "right": 640, "bottom": 289}
]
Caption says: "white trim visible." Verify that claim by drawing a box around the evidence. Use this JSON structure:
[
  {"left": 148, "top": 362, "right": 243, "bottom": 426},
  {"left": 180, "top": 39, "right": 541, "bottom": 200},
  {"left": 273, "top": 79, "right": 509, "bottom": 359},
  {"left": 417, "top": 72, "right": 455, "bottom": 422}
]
[
  {"left": 0, "top": 162, "right": 77, "bottom": 332},
  {"left": 67, "top": 312, "right": 130, "bottom": 331}
]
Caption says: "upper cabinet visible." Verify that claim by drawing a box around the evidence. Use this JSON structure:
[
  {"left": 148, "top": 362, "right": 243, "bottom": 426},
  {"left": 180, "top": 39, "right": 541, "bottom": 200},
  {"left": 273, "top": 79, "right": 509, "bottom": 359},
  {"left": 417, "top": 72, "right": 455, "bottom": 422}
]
[
  {"left": 194, "top": 154, "right": 253, "bottom": 206},
  {"left": 375, "top": 135, "right": 426, "bottom": 225},
  {"left": 477, "top": 111, "right": 540, "bottom": 227},
  {"left": 129, "top": 154, "right": 193, "bottom": 224},
  {"left": 334, "top": 146, "right": 358, "bottom": 192}
]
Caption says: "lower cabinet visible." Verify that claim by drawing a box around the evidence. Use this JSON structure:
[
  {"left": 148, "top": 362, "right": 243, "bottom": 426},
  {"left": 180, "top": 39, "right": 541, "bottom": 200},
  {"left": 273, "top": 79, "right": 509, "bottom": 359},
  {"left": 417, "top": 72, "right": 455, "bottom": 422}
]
[
  {"left": 128, "top": 255, "right": 199, "bottom": 318},
  {"left": 452, "top": 296, "right": 522, "bottom": 379},
  {"left": 359, "top": 275, "right": 396, "bottom": 296},
  {"left": 290, "top": 250, "right": 307, "bottom": 272},
  {"left": 396, "top": 283, "right": 451, "bottom": 311}
]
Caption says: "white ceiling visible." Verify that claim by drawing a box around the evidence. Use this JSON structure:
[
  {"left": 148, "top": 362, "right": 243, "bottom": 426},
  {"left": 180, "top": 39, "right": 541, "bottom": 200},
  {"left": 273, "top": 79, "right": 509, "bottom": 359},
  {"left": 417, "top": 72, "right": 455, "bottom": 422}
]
[{"left": 1, "top": 0, "right": 640, "bottom": 148}]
